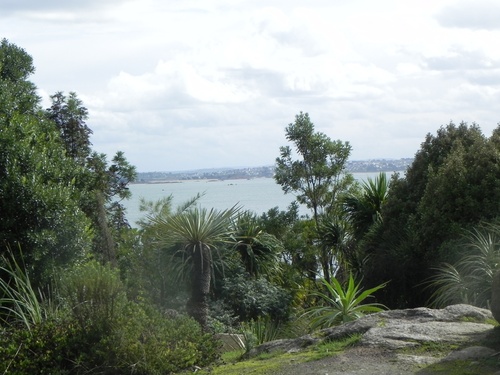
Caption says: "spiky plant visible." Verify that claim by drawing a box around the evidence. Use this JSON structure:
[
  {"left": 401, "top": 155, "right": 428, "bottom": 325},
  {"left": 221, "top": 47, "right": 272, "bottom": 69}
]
[
  {"left": 151, "top": 204, "right": 240, "bottom": 331},
  {"left": 0, "top": 247, "right": 45, "bottom": 331},
  {"left": 303, "top": 274, "right": 386, "bottom": 330},
  {"left": 427, "top": 224, "right": 500, "bottom": 308}
]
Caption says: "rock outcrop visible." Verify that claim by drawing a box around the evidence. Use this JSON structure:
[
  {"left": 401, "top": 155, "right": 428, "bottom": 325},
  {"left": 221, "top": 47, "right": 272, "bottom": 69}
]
[
  {"left": 491, "top": 271, "right": 500, "bottom": 323},
  {"left": 245, "top": 304, "right": 495, "bottom": 359}
]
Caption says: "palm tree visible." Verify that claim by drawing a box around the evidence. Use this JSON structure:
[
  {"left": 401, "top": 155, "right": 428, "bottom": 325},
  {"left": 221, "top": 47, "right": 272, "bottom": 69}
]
[
  {"left": 233, "top": 211, "right": 283, "bottom": 280},
  {"left": 344, "top": 172, "right": 388, "bottom": 240},
  {"left": 151, "top": 205, "right": 239, "bottom": 331},
  {"left": 317, "top": 214, "right": 353, "bottom": 283}
]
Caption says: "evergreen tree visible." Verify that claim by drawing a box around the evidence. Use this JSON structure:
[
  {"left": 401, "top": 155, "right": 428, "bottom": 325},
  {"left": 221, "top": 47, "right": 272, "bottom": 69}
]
[
  {"left": 0, "top": 39, "right": 92, "bottom": 285},
  {"left": 275, "top": 112, "right": 354, "bottom": 282},
  {"left": 363, "top": 122, "right": 500, "bottom": 308},
  {"left": 46, "top": 91, "right": 93, "bottom": 163}
]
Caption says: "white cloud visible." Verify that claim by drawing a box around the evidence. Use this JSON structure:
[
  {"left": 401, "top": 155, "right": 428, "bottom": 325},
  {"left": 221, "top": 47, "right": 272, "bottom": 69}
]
[
  {"left": 436, "top": 0, "right": 500, "bottom": 30},
  {"left": 2, "top": 0, "right": 500, "bottom": 171}
]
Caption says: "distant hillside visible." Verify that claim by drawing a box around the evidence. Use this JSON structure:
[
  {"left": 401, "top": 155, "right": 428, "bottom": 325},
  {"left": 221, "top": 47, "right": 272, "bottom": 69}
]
[{"left": 135, "top": 158, "right": 412, "bottom": 183}]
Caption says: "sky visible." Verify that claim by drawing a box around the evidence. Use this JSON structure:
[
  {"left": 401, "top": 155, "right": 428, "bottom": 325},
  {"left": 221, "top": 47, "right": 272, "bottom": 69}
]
[{"left": 2, "top": 0, "right": 500, "bottom": 172}]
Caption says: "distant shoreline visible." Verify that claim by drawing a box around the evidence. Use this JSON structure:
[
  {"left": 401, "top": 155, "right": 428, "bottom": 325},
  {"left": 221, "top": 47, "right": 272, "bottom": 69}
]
[
  {"left": 137, "top": 179, "right": 221, "bottom": 184},
  {"left": 134, "top": 159, "right": 412, "bottom": 184}
]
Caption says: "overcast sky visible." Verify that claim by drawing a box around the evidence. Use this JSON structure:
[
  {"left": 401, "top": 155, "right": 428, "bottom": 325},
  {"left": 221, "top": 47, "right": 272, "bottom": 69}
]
[{"left": 2, "top": 0, "right": 500, "bottom": 172}]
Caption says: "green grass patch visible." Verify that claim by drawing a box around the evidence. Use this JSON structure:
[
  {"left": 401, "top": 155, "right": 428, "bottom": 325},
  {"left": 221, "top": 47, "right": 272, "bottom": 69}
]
[
  {"left": 220, "top": 349, "right": 246, "bottom": 363},
  {"left": 406, "top": 341, "right": 461, "bottom": 356},
  {"left": 422, "top": 358, "right": 500, "bottom": 375},
  {"left": 459, "top": 316, "right": 499, "bottom": 326},
  {"left": 301, "top": 334, "right": 362, "bottom": 362},
  {"left": 192, "top": 334, "right": 362, "bottom": 375}
]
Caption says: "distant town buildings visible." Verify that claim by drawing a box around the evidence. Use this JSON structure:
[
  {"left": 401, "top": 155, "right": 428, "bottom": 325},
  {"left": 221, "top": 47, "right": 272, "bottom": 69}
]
[{"left": 135, "top": 158, "right": 413, "bottom": 183}]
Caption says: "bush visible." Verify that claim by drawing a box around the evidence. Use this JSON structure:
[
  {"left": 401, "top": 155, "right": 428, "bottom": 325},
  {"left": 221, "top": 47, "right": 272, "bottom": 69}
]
[
  {"left": 240, "top": 315, "right": 282, "bottom": 352},
  {"left": 0, "top": 307, "right": 220, "bottom": 374},
  {"left": 57, "top": 260, "right": 127, "bottom": 335},
  {"left": 0, "top": 318, "right": 86, "bottom": 374},
  {"left": 427, "top": 224, "right": 500, "bottom": 308},
  {"left": 218, "top": 274, "right": 292, "bottom": 323},
  {"left": 303, "top": 275, "right": 387, "bottom": 330},
  {"left": 107, "top": 302, "right": 220, "bottom": 374},
  {"left": 0, "top": 261, "right": 221, "bottom": 374}
]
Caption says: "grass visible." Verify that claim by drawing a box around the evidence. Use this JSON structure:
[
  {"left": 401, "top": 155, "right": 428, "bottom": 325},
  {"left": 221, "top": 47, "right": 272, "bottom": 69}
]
[
  {"left": 0, "top": 248, "right": 46, "bottom": 331},
  {"left": 398, "top": 327, "right": 500, "bottom": 374},
  {"left": 192, "top": 334, "right": 362, "bottom": 375},
  {"left": 398, "top": 341, "right": 462, "bottom": 357},
  {"left": 420, "top": 358, "right": 500, "bottom": 375}
]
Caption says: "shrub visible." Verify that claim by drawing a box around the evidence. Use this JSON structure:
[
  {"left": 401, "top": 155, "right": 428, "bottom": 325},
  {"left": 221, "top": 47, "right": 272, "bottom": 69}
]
[
  {"left": 57, "top": 260, "right": 127, "bottom": 335},
  {"left": 0, "top": 247, "right": 46, "bottom": 330},
  {"left": 240, "top": 315, "right": 282, "bottom": 352},
  {"left": 427, "top": 224, "right": 500, "bottom": 308},
  {"left": 218, "top": 274, "right": 292, "bottom": 323},
  {"left": 0, "top": 261, "right": 221, "bottom": 374},
  {"left": 0, "top": 318, "right": 86, "bottom": 374},
  {"left": 303, "top": 274, "right": 387, "bottom": 330},
  {"left": 107, "top": 302, "right": 220, "bottom": 374},
  {"left": 0, "top": 307, "right": 220, "bottom": 374}
]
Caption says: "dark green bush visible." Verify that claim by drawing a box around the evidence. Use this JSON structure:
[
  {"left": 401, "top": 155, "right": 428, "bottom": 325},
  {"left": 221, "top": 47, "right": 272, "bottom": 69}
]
[
  {"left": 0, "top": 305, "right": 220, "bottom": 374},
  {"left": 218, "top": 274, "right": 292, "bottom": 323},
  {"left": 106, "top": 302, "right": 220, "bottom": 374},
  {"left": 0, "top": 260, "right": 220, "bottom": 374},
  {"left": 0, "top": 319, "right": 85, "bottom": 374}
]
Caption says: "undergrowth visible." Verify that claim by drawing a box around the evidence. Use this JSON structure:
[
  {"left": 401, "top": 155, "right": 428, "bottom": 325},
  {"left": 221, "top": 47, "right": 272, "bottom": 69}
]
[{"left": 194, "top": 334, "right": 362, "bottom": 375}]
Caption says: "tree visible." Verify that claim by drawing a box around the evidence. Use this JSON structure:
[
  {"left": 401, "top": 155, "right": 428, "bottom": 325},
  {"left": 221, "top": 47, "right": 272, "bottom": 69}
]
[
  {"left": 275, "top": 112, "right": 353, "bottom": 223},
  {"left": 0, "top": 40, "right": 92, "bottom": 285},
  {"left": 46, "top": 91, "right": 93, "bottom": 163},
  {"left": 275, "top": 112, "right": 354, "bottom": 282},
  {"left": 45, "top": 92, "right": 136, "bottom": 264},
  {"left": 362, "top": 122, "right": 500, "bottom": 308},
  {"left": 232, "top": 211, "right": 283, "bottom": 279},
  {"left": 0, "top": 39, "right": 39, "bottom": 120},
  {"left": 344, "top": 172, "right": 388, "bottom": 241},
  {"left": 150, "top": 206, "right": 240, "bottom": 331},
  {"left": 260, "top": 203, "right": 320, "bottom": 284}
]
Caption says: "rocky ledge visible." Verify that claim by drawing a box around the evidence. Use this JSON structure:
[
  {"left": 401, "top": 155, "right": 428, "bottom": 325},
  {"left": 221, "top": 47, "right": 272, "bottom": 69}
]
[{"left": 245, "top": 304, "right": 498, "bottom": 367}]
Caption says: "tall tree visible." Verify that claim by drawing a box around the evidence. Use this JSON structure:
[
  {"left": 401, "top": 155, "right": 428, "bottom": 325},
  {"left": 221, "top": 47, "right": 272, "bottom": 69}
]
[
  {"left": 275, "top": 112, "right": 354, "bottom": 282},
  {"left": 0, "top": 40, "right": 92, "bottom": 285},
  {"left": 232, "top": 211, "right": 283, "bottom": 279},
  {"left": 45, "top": 92, "right": 136, "bottom": 264},
  {"left": 363, "top": 122, "right": 500, "bottom": 308},
  {"left": 150, "top": 206, "right": 240, "bottom": 331},
  {"left": 46, "top": 91, "right": 93, "bottom": 163}
]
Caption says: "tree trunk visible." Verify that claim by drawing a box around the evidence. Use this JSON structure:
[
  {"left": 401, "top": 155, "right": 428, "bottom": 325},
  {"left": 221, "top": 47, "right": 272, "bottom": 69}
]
[
  {"left": 95, "top": 190, "right": 117, "bottom": 266},
  {"left": 187, "top": 245, "right": 211, "bottom": 332}
]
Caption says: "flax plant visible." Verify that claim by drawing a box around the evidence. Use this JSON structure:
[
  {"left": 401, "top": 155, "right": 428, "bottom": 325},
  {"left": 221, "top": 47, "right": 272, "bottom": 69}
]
[
  {"left": 304, "top": 274, "right": 386, "bottom": 330},
  {"left": 241, "top": 315, "right": 282, "bottom": 352},
  {"left": 0, "top": 247, "right": 44, "bottom": 331},
  {"left": 427, "top": 224, "right": 500, "bottom": 308}
]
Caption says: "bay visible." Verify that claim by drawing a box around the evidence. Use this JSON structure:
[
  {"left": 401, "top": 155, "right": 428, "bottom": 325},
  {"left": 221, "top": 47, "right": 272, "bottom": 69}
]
[{"left": 123, "top": 172, "right": 397, "bottom": 227}]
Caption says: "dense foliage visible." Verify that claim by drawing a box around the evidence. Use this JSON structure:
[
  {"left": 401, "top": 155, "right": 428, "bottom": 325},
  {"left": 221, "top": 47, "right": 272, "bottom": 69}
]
[
  {"left": 275, "top": 112, "right": 356, "bottom": 283},
  {"left": 360, "top": 122, "right": 500, "bottom": 307},
  {"left": 2, "top": 38, "right": 500, "bottom": 373},
  {"left": 0, "top": 39, "right": 92, "bottom": 285}
]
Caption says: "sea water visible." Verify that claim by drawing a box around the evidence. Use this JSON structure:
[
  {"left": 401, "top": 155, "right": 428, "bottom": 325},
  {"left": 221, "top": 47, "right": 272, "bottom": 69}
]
[{"left": 123, "top": 172, "right": 397, "bottom": 227}]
